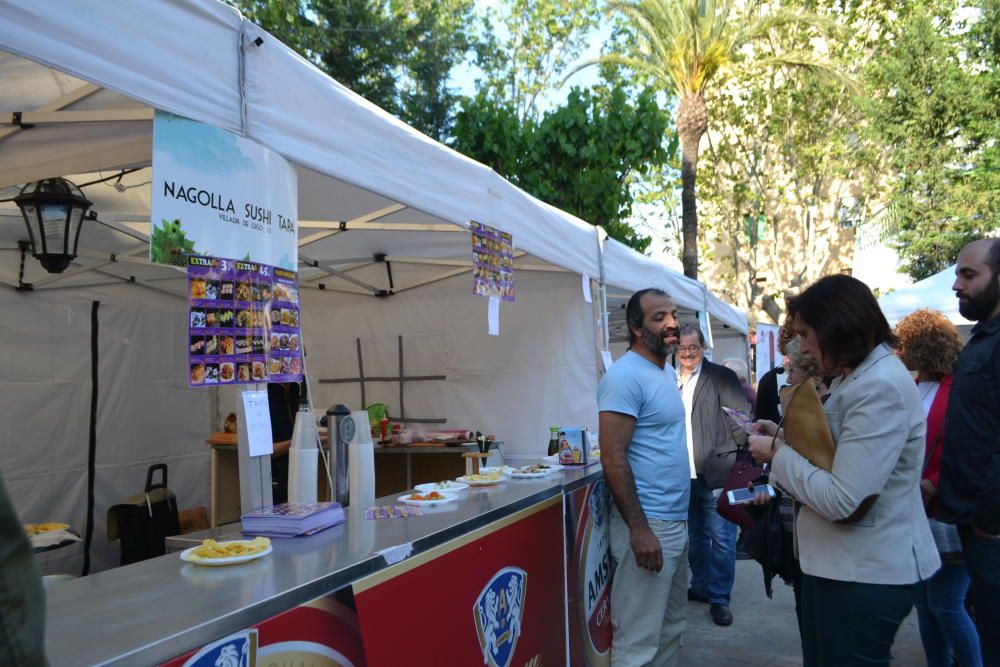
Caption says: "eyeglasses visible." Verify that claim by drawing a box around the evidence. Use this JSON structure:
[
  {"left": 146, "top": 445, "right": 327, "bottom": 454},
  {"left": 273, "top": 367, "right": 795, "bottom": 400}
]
[{"left": 677, "top": 345, "right": 703, "bottom": 353}]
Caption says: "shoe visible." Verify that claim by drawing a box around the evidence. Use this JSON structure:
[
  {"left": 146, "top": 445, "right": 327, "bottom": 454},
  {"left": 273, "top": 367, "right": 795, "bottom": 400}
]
[
  {"left": 710, "top": 604, "right": 733, "bottom": 626},
  {"left": 687, "top": 588, "right": 709, "bottom": 603}
]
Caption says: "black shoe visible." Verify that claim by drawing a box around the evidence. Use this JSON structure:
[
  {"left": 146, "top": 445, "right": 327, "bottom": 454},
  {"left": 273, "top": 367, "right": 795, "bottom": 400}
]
[
  {"left": 687, "top": 588, "right": 710, "bottom": 603},
  {"left": 710, "top": 604, "right": 733, "bottom": 626}
]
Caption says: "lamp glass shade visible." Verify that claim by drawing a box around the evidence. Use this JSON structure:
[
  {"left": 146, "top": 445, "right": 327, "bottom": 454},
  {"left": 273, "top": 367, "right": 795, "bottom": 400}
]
[{"left": 14, "top": 178, "right": 92, "bottom": 274}]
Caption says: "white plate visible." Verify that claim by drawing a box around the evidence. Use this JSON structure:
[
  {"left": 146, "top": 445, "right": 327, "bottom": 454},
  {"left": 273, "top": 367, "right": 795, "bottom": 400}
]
[
  {"left": 456, "top": 474, "right": 508, "bottom": 486},
  {"left": 510, "top": 470, "right": 552, "bottom": 479},
  {"left": 398, "top": 492, "right": 459, "bottom": 506},
  {"left": 180, "top": 541, "right": 273, "bottom": 567},
  {"left": 541, "top": 454, "right": 560, "bottom": 464},
  {"left": 414, "top": 481, "right": 469, "bottom": 493}
]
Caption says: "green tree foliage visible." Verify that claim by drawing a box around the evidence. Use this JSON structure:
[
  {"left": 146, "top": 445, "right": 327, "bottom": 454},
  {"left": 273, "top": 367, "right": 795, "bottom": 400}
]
[
  {"left": 230, "top": 0, "right": 476, "bottom": 140},
  {"left": 865, "top": 1, "right": 1000, "bottom": 280},
  {"left": 474, "top": 0, "right": 601, "bottom": 121},
  {"left": 452, "top": 86, "right": 671, "bottom": 251},
  {"left": 596, "top": 0, "right": 847, "bottom": 278}
]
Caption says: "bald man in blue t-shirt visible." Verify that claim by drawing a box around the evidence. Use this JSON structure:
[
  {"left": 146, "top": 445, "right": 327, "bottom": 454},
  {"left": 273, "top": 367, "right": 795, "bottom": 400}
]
[{"left": 599, "top": 288, "right": 690, "bottom": 667}]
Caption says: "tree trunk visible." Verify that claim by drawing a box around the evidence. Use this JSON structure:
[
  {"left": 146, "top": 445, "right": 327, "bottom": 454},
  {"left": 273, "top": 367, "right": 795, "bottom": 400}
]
[{"left": 676, "top": 93, "right": 708, "bottom": 279}]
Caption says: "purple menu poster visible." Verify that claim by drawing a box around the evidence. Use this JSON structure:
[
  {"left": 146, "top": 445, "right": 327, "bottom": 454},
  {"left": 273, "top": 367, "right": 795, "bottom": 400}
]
[
  {"left": 470, "top": 221, "right": 515, "bottom": 302},
  {"left": 187, "top": 255, "right": 303, "bottom": 388}
]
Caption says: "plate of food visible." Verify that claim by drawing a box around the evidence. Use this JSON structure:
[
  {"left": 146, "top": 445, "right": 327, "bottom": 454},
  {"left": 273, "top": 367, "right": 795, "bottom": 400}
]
[
  {"left": 457, "top": 471, "right": 508, "bottom": 486},
  {"left": 23, "top": 522, "right": 70, "bottom": 536},
  {"left": 510, "top": 464, "right": 557, "bottom": 478},
  {"left": 414, "top": 480, "right": 469, "bottom": 494},
  {"left": 398, "top": 491, "right": 458, "bottom": 506},
  {"left": 180, "top": 537, "right": 272, "bottom": 566}
]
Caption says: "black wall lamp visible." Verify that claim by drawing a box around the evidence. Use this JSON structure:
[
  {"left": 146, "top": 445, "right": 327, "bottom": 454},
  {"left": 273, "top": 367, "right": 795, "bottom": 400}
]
[{"left": 14, "top": 177, "right": 92, "bottom": 273}]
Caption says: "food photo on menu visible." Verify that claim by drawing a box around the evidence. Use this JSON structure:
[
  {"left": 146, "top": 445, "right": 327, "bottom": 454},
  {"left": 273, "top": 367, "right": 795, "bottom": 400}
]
[
  {"left": 252, "top": 361, "right": 266, "bottom": 381},
  {"left": 190, "top": 362, "right": 206, "bottom": 385},
  {"left": 235, "top": 336, "right": 252, "bottom": 355},
  {"left": 236, "top": 282, "right": 252, "bottom": 301},
  {"left": 237, "top": 363, "right": 251, "bottom": 382},
  {"left": 219, "top": 362, "right": 235, "bottom": 383},
  {"left": 205, "top": 280, "right": 219, "bottom": 300},
  {"left": 190, "top": 309, "right": 206, "bottom": 328},
  {"left": 220, "top": 280, "right": 234, "bottom": 299},
  {"left": 190, "top": 336, "right": 204, "bottom": 356},
  {"left": 204, "top": 363, "right": 219, "bottom": 384},
  {"left": 189, "top": 278, "right": 206, "bottom": 299}
]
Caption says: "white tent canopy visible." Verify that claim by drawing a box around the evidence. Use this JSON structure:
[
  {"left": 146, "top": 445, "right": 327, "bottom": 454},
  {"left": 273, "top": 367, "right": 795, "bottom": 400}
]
[
  {"left": 0, "top": 0, "right": 745, "bottom": 333},
  {"left": 877, "top": 265, "right": 971, "bottom": 328},
  {"left": 0, "top": 0, "right": 747, "bottom": 573}
]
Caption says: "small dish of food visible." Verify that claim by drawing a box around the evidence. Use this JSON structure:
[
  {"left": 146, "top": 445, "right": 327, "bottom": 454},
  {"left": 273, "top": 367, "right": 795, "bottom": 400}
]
[{"left": 398, "top": 491, "right": 457, "bottom": 506}]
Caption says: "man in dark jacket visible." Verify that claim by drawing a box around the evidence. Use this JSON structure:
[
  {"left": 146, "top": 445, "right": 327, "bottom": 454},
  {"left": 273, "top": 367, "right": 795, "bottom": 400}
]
[
  {"left": 676, "top": 325, "right": 749, "bottom": 626},
  {"left": 938, "top": 238, "right": 1000, "bottom": 665}
]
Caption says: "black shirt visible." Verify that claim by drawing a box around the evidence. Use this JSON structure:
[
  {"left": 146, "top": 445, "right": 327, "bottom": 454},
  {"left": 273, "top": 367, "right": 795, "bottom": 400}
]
[
  {"left": 755, "top": 366, "right": 784, "bottom": 424},
  {"left": 938, "top": 313, "right": 1000, "bottom": 533}
]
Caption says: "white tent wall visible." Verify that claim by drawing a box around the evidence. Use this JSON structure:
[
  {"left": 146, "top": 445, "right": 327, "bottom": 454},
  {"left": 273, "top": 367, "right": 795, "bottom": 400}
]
[
  {"left": 1, "top": 283, "right": 210, "bottom": 574},
  {"left": 219, "top": 271, "right": 599, "bottom": 460},
  {"left": 877, "top": 265, "right": 972, "bottom": 331}
]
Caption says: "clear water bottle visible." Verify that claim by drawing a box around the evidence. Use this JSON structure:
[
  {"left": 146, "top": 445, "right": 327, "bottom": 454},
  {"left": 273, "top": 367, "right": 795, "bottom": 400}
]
[{"left": 547, "top": 426, "right": 560, "bottom": 456}]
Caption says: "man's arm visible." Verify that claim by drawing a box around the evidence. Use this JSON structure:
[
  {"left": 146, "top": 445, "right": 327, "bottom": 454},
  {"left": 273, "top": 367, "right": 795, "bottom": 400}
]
[
  {"left": 973, "top": 348, "right": 1000, "bottom": 536},
  {"left": 600, "top": 410, "right": 663, "bottom": 572}
]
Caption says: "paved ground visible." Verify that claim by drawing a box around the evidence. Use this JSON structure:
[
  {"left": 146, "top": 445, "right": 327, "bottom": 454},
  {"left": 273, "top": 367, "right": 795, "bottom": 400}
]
[{"left": 677, "top": 559, "right": 925, "bottom": 666}]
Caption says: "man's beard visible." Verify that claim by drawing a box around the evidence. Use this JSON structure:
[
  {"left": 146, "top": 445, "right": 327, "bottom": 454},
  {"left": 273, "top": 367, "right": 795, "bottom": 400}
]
[
  {"left": 958, "top": 273, "right": 1000, "bottom": 321},
  {"left": 641, "top": 325, "right": 677, "bottom": 358}
]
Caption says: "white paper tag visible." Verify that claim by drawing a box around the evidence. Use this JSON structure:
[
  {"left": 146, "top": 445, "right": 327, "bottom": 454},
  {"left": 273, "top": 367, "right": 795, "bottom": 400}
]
[
  {"left": 488, "top": 296, "right": 500, "bottom": 336},
  {"left": 600, "top": 350, "right": 614, "bottom": 370},
  {"left": 241, "top": 390, "right": 274, "bottom": 457},
  {"left": 582, "top": 274, "right": 592, "bottom": 303}
]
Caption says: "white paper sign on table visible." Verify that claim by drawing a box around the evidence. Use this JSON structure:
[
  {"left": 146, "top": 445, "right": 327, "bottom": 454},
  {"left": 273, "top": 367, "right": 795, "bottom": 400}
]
[
  {"left": 241, "top": 390, "right": 274, "bottom": 457},
  {"left": 582, "top": 274, "right": 593, "bottom": 303},
  {"left": 488, "top": 296, "right": 500, "bottom": 336},
  {"left": 600, "top": 350, "right": 614, "bottom": 371}
]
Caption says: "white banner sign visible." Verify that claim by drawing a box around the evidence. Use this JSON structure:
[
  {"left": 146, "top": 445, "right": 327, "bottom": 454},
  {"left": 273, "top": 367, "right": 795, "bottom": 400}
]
[
  {"left": 151, "top": 111, "right": 298, "bottom": 270},
  {"left": 754, "top": 323, "right": 781, "bottom": 382}
]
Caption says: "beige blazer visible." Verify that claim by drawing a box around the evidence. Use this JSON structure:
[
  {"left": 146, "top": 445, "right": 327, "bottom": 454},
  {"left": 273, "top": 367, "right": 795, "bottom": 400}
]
[{"left": 771, "top": 343, "right": 941, "bottom": 585}]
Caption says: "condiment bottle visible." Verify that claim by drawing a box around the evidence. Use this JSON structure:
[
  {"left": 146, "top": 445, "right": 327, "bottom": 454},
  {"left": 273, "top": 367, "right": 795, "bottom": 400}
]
[{"left": 547, "top": 427, "right": 560, "bottom": 456}]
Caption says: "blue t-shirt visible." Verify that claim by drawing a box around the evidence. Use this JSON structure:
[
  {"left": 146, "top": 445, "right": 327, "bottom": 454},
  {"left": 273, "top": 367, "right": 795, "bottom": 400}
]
[{"left": 598, "top": 350, "right": 690, "bottom": 520}]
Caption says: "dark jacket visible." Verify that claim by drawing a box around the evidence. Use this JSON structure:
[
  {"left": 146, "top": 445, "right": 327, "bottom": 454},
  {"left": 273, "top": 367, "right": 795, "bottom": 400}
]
[
  {"left": 754, "top": 366, "right": 784, "bottom": 424},
  {"left": 938, "top": 314, "right": 1000, "bottom": 534},
  {"left": 687, "top": 360, "right": 750, "bottom": 488}
]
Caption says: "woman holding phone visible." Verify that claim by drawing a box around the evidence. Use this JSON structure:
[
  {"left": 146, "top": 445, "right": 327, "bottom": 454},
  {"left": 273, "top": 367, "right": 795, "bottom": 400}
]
[{"left": 748, "top": 275, "right": 940, "bottom": 667}]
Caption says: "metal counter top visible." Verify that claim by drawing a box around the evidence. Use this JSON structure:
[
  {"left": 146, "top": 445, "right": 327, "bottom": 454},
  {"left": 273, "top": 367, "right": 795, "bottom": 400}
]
[{"left": 45, "top": 462, "right": 603, "bottom": 666}]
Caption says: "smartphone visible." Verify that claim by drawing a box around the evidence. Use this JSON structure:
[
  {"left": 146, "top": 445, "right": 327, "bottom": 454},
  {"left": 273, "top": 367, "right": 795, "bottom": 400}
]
[
  {"left": 721, "top": 406, "right": 761, "bottom": 434},
  {"left": 726, "top": 484, "right": 776, "bottom": 505}
]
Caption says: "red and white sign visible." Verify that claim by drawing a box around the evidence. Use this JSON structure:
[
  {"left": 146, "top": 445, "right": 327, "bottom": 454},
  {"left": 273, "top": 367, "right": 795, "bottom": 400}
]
[
  {"left": 352, "top": 496, "right": 565, "bottom": 666},
  {"left": 566, "top": 480, "right": 613, "bottom": 666}
]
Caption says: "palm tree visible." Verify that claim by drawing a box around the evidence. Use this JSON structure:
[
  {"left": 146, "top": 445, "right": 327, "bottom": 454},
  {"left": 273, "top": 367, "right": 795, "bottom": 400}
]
[{"left": 592, "top": 0, "right": 850, "bottom": 278}]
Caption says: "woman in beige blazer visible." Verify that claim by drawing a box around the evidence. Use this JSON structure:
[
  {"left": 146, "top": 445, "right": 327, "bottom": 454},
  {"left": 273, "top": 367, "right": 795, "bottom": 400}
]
[{"left": 748, "top": 275, "right": 940, "bottom": 667}]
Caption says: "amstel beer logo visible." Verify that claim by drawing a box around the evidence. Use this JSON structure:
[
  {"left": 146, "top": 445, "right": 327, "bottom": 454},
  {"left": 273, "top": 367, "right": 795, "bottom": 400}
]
[
  {"left": 181, "top": 629, "right": 256, "bottom": 667},
  {"left": 473, "top": 566, "right": 528, "bottom": 667}
]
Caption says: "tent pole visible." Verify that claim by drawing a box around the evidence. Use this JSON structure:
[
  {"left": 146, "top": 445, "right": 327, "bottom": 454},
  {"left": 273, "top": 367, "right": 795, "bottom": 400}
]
[{"left": 597, "top": 229, "right": 609, "bottom": 351}]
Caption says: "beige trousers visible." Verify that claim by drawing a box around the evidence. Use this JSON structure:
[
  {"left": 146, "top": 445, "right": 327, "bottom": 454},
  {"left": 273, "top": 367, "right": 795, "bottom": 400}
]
[{"left": 609, "top": 507, "right": 688, "bottom": 667}]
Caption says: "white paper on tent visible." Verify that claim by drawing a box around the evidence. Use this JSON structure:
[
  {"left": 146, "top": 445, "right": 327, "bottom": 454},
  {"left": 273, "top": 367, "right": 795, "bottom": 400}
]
[
  {"left": 241, "top": 391, "right": 274, "bottom": 457},
  {"left": 582, "top": 274, "right": 592, "bottom": 303},
  {"left": 488, "top": 296, "right": 500, "bottom": 336}
]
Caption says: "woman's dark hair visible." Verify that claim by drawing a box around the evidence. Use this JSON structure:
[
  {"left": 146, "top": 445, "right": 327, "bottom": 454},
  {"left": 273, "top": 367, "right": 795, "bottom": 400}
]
[
  {"left": 786, "top": 274, "right": 898, "bottom": 371},
  {"left": 626, "top": 288, "right": 669, "bottom": 345}
]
